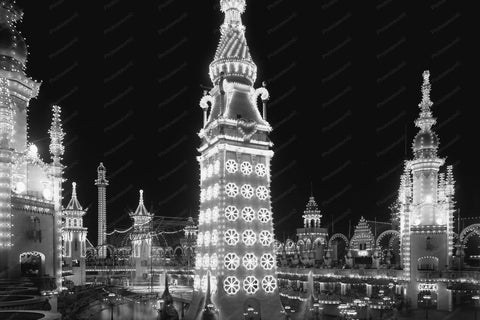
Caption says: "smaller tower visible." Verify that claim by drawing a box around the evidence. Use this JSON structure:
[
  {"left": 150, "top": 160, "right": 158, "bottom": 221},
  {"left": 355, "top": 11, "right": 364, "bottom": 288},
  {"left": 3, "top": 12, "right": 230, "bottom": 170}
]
[
  {"left": 183, "top": 216, "right": 197, "bottom": 268},
  {"left": 129, "top": 190, "right": 153, "bottom": 281},
  {"left": 95, "top": 162, "right": 108, "bottom": 258},
  {"left": 296, "top": 195, "right": 328, "bottom": 262},
  {"left": 62, "top": 182, "right": 87, "bottom": 285},
  {"left": 49, "top": 105, "right": 65, "bottom": 291}
]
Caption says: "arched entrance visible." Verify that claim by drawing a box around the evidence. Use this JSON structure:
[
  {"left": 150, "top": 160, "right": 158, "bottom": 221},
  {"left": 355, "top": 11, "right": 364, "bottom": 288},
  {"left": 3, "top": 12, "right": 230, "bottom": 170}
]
[{"left": 19, "top": 251, "right": 45, "bottom": 277}]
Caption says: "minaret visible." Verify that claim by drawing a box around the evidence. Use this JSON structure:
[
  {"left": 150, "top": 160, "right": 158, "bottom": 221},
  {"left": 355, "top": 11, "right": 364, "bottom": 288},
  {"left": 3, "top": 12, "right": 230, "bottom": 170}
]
[
  {"left": 62, "top": 182, "right": 87, "bottom": 285},
  {"left": 49, "top": 105, "right": 65, "bottom": 290},
  {"left": 95, "top": 163, "right": 108, "bottom": 258},
  {"left": 400, "top": 70, "right": 455, "bottom": 310},
  {"left": 190, "top": 1, "right": 283, "bottom": 319},
  {"left": 129, "top": 190, "right": 152, "bottom": 280}
]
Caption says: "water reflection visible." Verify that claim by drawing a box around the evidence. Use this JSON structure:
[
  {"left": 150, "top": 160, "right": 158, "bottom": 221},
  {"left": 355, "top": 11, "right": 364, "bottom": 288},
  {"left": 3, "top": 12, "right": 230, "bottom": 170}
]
[{"left": 94, "top": 300, "right": 158, "bottom": 320}]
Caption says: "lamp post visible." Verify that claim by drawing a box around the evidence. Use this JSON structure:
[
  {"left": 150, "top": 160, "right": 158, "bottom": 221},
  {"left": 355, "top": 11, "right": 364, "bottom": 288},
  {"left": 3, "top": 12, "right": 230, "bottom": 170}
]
[
  {"left": 473, "top": 295, "right": 480, "bottom": 320},
  {"left": 423, "top": 293, "right": 432, "bottom": 320},
  {"left": 104, "top": 292, "right": 118, "bottom": 320}
]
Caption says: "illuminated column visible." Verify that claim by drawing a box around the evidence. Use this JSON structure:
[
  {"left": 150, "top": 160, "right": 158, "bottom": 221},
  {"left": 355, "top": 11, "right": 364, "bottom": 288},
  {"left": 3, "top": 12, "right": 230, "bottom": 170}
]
[
  {"left": 189, "top": 1, "right": 284, "bottom": 319},
  {"left": 49, "top": 105, "right": 65, "bottom": 291},
  {"left": 0, "top": 78, "right": 14, "bottom": 274},
  {"left": 95, "top": 163, "right": 109, "bottom": 258}
]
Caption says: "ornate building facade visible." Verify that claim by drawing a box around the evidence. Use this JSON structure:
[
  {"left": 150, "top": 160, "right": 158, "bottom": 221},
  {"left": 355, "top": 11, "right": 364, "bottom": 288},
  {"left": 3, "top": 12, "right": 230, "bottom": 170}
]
[{"left": 0, "top": 1, "right": 64, "bottom": 290}]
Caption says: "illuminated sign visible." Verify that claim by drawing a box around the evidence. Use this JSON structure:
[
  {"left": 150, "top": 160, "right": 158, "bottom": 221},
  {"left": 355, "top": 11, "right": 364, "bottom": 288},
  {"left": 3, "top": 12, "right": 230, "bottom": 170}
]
[{"left": 418, "top": 283, "right": 437, "bottom": 292}]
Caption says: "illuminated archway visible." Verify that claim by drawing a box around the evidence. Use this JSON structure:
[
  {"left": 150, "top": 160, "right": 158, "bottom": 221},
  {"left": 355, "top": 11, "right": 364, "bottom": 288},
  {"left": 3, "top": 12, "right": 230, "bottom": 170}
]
[{"left": 19, "top": 251, "right": 45, "bottom": 276}]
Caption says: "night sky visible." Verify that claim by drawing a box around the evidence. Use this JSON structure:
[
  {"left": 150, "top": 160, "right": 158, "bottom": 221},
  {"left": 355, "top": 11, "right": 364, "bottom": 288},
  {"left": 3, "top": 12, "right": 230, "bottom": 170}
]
[{"left": 16, "top": 0, "right": 477, "bottom": 243}]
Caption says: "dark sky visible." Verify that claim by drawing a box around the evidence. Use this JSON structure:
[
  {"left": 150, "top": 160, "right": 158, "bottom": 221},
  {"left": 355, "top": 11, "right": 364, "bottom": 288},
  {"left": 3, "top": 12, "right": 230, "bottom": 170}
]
[{"left": 16, "top": 0, "right": 477, "bottom": 243}]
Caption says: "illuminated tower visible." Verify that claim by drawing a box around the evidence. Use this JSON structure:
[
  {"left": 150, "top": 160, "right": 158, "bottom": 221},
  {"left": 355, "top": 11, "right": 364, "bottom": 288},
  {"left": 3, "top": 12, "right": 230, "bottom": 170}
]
[
  {"left": 190, "top": 1, "right": 283, "bottom": 319},
  {"left": 0, "top": 0, "right": 40, "bottom": 274},
  {"left": 49, "top": 105, "right": 65, "bottom": 290},
  {"left": 62, "top": 182, "right": 87, "bottom": 285},
  {"left": 129, "top": 190, "right": 152, "bottom": 280},
  {"left": 399, "top": 71, "right": 455, "bottom": 309},
  {"left": 95, "top": 162, "right": 108, "bottom": 258},
  {"left": 296, "top": 196, "right": 328, "bottom": 262}
]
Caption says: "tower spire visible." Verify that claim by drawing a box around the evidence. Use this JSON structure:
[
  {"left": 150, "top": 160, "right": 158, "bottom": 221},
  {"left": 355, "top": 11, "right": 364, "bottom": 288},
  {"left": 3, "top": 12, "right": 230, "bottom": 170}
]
[
  {"left": 49, "top": 105, "right": 65, "bottom": 163},
  {"left": 66, "top": 182, "right": 83, "bottom": 211},
  {"left": 412, "top": 70, "right": 439, "bottom": 159},
  {"left": 210, "top": 0, "right": 256, "bottom": 86}
]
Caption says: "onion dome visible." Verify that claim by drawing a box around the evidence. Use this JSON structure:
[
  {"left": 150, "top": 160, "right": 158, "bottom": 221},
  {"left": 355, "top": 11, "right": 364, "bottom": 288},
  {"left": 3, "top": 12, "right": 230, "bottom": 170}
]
[
  {"left": 412, "top": 71, "right": 440, "bottom": 159},
  {"left": 0, "top": 1, "right": 27, "bottom": 69},
  {"left": 413, "top": 130, "right": 439, "bottom": 152},
  {"left": 209, "top": 0, "right": 257, "bottom": 86}
]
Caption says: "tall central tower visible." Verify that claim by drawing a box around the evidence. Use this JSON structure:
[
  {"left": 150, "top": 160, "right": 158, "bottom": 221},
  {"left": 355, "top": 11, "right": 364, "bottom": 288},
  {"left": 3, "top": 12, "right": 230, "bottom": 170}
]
[
  {"left": 399, "top": 71, "right": 455, "bottom": 309},
  {"left": 95, "top": 163, "right": 108, "bottom": 258},
  {"left": 190, "top": 1, "right": 284, "bottom": 319}
]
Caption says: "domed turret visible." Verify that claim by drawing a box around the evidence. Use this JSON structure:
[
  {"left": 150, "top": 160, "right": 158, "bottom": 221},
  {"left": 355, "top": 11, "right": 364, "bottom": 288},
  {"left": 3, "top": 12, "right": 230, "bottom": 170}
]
[
  {"left": 413, "top": 130, "right": 439, "bottom": 152},
  {"left": 209, "top": 0, "right": 257, "bottom": 86},
  {"left": 0, "top": 1, "right": 28, "bottom": 69}
]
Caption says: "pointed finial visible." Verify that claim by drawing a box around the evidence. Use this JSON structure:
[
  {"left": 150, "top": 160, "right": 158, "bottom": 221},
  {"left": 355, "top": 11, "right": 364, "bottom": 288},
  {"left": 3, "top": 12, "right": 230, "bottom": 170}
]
[
  {"left": 310, "top": 182, "right": 313, "bottom": 197},
  {"left": 421, "top": 70, "right": 432, "bottom": 108},
  {"left": 49, "top": 105, "right": 65, "bottom": 160},
  {"left": 139, "top": 189, "right": 144, "bottom": 205},
  {"left": 72, "top": 182, "right": 77, "bottom": 198}
]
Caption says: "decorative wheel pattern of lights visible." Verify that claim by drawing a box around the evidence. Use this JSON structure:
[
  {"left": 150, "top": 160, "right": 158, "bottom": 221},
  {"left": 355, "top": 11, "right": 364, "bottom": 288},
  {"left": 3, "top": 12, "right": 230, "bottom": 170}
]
[
  {"left": 225, "top": 206, "right": 239, "bottom": 221},
  {"left": 202, "top": 254, "right": 209, "bottom": 269},
  {"left": 207, "top": 164, "right": 213, "bottom": 178},
  {"left": 225, "top": 160, "right": 238, "bottom": 173},
  {"left": 257, "top": 208, "right": 271, "bottom": 223},
  {"left": 197, "top": 232, "right": 204, "bottom": 247},
  {"left": 205, "top": 209, "right": 212, "bottom": 224},
  {"left": 214, "top": 160, "right": 220, "bottom": 175},
  {"left": 213, "top": 184, "right": 219, "bottom": 199},
  {"left": 223, "top": 276, "right": 240, "bottom": 295},
  {"left": 262, "top": 275, "right": 277, "bottom": 293},
  {"left": 224, "top": 229, "right": 239, "bottom": 246},
  {"left": 241, "top": 184, "right": 254, "bottom": 199},
  {"left": 210, "top": 253, "right": 218, "bottom": 270},
  {"left": 200, "top": 189, "right": 205, "bottom": 203},
  {"left": 241, "top": 162, "right": 253, "bottom": 175},
  {"left": 242, "top": 207, "right": 255, "bottom": 222},
  {"left": 243, "top": 276, "right": 259, "bottom": 295},
  {"left": 225, "top": 183, "right": 239, "bottom": 197},
  {"left": 242, "top": 230, "right": 256, "bottom": 246},
  {"left": 260, "top": 253, "right": 275, "bottom": 270},
  {"left": 224, "top": 252, "right": 240, "bottom": 270},
  {"left": 204, "top": 231, "right": 211, "bottom": 247},
  {"left": 259, "top": 230, "right": 273, "bottom": 246},
  {"left": 198, "top": 211, "right": 205, "bottom": 225},
  {"left": 256, "top": 186, "right": 268, "bottom": 200},
  {"left": 211, "top": 230, "right": 218, "bottom": 245},
  {"left": 212, "top": 207, "right": 219, "bottom": 222},
  {"left": 195, "top": 254, "right": 202, "bottom": 270},
  {"left": 255, "top": 163, "right": 267, "bottom": 177},
  {"left": 242, "top": 253, "right": 258, "bottom": 270}
]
